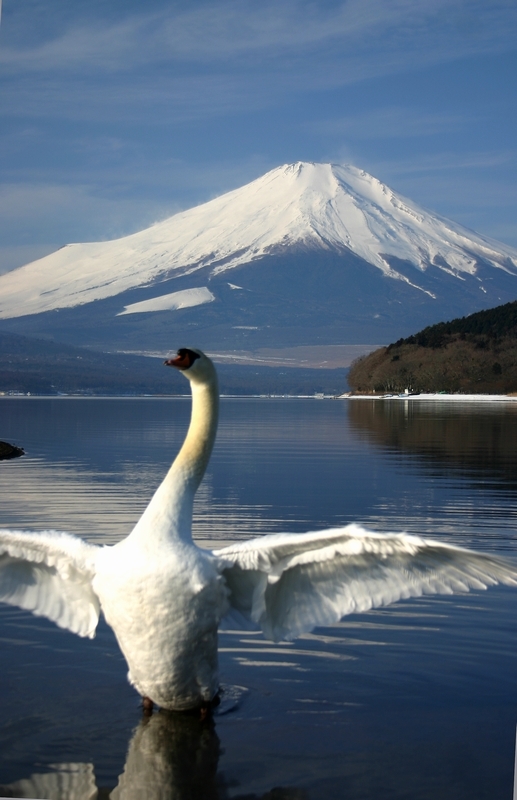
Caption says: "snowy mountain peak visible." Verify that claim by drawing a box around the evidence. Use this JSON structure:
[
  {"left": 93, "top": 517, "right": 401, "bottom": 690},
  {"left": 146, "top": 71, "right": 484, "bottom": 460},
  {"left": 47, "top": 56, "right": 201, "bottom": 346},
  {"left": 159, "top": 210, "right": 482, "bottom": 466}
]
[{"left": 0, "top": 161, "right": 516, "bottom": 320}]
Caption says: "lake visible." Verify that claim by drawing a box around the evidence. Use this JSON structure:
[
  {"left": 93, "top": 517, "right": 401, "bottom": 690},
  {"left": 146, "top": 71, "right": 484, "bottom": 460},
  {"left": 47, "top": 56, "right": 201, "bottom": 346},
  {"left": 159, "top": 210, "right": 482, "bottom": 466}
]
[{"left": 0, "top": 396, "right": 516, "bottom": 799}]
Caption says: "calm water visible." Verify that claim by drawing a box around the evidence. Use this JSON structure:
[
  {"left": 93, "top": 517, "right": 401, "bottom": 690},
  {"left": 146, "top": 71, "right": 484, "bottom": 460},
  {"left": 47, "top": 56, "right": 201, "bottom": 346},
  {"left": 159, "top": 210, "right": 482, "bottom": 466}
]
[{"left": 0, "top": 397, "right": 516, "bottom": 799}]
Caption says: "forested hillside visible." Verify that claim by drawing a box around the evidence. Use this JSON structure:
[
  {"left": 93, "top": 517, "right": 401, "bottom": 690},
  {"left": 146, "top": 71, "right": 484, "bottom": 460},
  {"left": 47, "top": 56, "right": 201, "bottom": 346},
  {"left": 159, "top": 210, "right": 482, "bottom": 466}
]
[{"left": 348, "top": 300, "right": 517, "bottom": 394}]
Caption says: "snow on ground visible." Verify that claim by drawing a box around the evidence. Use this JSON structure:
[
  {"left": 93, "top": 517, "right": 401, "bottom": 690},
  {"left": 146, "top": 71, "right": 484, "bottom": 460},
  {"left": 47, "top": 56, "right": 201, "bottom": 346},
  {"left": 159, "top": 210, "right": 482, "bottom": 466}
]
[
  {"left": 1, "top": 162, "right": 516, "bottom": 319},
  {"left": 344, "top": 393, "right": 517, "bottom": 402},
  {"left": 117, "top": 287, "right": 215, "bottom": 316}
]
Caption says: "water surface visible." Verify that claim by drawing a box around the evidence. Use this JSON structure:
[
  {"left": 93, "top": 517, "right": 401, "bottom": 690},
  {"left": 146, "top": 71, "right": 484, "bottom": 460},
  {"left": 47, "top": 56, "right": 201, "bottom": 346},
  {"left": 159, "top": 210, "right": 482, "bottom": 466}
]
[{"left": 0, "top": 397, "right": 516, "bottom": 799}]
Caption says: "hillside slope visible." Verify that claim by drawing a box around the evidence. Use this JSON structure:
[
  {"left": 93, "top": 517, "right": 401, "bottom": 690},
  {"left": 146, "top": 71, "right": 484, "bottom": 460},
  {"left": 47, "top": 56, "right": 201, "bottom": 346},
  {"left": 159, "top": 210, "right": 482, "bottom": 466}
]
[{"left": 348, "top": 301, "right": 517, "bottom": 394}]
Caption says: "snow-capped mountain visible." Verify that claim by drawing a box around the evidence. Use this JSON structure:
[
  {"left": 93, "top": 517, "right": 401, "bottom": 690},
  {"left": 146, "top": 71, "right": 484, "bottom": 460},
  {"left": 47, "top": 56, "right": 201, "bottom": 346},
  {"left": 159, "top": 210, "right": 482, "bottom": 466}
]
[{"left": 1, "top": 162, "right": 516, "bottom": 350}]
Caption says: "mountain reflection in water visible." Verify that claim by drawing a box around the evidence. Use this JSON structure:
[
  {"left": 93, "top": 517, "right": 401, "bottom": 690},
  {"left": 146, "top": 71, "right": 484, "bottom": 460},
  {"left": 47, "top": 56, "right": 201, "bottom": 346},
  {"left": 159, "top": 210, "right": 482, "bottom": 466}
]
[{"left": 1, "top": 710, "right": 306, "bottom": 800}]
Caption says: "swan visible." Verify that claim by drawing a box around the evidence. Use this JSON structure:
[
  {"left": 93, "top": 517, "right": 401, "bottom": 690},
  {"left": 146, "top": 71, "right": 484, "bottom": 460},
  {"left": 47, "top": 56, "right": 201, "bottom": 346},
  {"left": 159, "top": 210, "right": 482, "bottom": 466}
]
[{"left": 1, "top": 347, "right": 517, "bottom": 712}]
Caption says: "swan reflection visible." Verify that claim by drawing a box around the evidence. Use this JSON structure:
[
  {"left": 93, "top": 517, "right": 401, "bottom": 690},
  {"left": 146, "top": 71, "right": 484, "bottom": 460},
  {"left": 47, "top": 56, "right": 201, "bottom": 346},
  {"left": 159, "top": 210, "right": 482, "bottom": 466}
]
[
  {"left": 112, "top": 712, "right": 221, "bottom": 800},
  {"left": 1, "top": 711, "right": 307, "bottom": 799},
  {"left": 1, "top": 761, "right": 97, "bottom": 800}
]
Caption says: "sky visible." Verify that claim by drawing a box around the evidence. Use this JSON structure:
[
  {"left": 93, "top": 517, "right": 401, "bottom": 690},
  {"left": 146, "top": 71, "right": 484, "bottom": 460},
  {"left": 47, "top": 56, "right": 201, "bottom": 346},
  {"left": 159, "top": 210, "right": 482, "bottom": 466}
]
[{"left": 0, "top": 0, "right": 516, "bottom": 275}]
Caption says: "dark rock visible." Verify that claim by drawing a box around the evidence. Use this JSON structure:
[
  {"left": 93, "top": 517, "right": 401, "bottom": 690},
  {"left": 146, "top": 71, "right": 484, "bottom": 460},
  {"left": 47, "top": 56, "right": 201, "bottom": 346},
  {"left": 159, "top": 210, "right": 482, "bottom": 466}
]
[{"left": 0, "top": 440, "right": 24, "bottom": 460}]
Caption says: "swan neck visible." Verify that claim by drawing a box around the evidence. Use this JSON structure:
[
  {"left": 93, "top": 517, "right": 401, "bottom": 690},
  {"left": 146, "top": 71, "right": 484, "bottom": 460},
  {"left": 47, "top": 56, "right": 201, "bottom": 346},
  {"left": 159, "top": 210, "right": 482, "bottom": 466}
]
[
  {"left": 173, "top": 372, "right": 219, "bottom": 488},
  {"left": 127, "top": 366, "right": 218, "bottom": 546}
]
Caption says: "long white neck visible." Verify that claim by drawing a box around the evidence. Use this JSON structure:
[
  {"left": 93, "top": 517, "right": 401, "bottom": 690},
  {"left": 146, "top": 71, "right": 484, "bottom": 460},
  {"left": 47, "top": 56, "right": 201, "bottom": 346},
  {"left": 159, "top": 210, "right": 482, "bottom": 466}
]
[{"left": 127, "top": 364, "right": 219, "bottom": 547}]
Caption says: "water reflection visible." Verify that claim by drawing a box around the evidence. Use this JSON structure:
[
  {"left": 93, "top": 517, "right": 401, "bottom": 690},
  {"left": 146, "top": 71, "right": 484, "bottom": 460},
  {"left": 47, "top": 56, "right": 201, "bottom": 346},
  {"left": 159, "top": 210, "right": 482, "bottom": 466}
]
[
  {"left": 2, "top": 398, "right": 517, "bottom": 798},
  {"left": 348, "top": 399, "right": 517, "bottom": 488},
  {"left": 111, "top": 713, "right": 221, "bottom": 800},
  {"left": 1, "top": 763, "right": 98, "bottom": 800},
  {"left": 1, "top": 711, "right": 307, "bottom": 799}
]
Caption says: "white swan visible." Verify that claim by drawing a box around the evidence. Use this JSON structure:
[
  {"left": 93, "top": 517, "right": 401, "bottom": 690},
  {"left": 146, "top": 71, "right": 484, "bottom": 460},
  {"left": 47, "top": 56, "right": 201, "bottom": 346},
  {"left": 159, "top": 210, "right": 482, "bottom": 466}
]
[{"left": 1, "top": 347, "right": 517, "bottom": 712}]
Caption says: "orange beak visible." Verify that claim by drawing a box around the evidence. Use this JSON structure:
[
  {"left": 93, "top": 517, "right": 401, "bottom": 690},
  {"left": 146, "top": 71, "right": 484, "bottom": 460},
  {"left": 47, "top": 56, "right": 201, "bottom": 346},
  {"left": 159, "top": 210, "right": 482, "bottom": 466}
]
[{"left": 164, "top": 352, "right": 191, "bottom": 370}]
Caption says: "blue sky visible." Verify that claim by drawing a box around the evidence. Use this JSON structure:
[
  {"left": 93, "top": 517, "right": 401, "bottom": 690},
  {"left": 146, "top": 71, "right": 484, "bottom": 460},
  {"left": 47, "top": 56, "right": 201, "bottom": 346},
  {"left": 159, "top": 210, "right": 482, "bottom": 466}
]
[{"left": 0, "top": 0, "right": 516, "bottom": 274}]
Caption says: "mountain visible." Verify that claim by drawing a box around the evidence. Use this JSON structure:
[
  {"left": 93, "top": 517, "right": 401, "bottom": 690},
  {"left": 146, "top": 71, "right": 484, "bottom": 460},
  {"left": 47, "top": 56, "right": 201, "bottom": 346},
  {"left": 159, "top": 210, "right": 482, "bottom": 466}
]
[
  {"left": 0, "top": 162, "right": 516, "bottom": 351},
  {"left": 347, "top": 300, "right": 517, "bottom": 394},
  {"left": 0, "top": 332, "right": 348, "bottom": 396}
]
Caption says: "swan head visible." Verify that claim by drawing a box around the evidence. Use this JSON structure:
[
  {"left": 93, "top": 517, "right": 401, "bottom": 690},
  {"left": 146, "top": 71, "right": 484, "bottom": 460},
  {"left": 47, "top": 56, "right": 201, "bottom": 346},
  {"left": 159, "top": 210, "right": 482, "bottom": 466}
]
[{"left": 164, "top": 348, "right": 216, "bottom": 386}]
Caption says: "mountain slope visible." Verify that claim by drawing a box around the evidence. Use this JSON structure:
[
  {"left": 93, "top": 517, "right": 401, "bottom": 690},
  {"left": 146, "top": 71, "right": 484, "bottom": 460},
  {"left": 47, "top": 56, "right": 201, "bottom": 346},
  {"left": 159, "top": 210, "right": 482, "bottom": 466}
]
[
  {"left": 0, "top": 332, "right": 348, "bottom": 396},
  {"left": 0, "top": 162, "right": 516, "bottom": 350}
]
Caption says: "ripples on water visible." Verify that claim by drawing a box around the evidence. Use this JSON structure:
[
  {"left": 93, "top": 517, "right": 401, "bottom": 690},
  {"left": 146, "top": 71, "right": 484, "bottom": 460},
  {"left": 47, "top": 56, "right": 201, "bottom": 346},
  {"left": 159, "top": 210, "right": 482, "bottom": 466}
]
[{"left": 0, "top": 397, "right": 516, "bottom": 799}]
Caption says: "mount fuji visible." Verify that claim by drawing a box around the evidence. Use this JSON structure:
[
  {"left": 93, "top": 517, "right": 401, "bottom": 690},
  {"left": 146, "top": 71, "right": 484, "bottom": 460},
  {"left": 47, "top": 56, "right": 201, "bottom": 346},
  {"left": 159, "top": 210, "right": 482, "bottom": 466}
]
[{"left": 1, "top": 161, "right": 516, "bottom": 351}]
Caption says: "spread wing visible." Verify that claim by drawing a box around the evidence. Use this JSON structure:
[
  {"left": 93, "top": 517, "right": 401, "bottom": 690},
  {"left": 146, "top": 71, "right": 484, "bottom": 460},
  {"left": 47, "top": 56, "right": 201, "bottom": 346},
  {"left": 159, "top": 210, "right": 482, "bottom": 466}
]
[
  {"left": 0, "top": 529, "right": 100, "bottom": 638},
  {"left": 215, "top": 524, "right": 517, "bottom": 641}
]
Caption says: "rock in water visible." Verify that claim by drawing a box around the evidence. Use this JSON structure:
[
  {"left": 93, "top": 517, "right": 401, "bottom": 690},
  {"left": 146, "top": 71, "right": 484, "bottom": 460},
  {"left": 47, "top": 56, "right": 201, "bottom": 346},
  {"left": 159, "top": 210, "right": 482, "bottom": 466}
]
[{"left": 0, "top": 441, "right": 24, "bottom": 460}]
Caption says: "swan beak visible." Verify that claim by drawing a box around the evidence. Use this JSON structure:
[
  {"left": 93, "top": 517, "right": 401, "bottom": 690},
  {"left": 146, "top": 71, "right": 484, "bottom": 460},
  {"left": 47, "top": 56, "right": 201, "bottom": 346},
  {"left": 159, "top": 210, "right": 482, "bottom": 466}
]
[{"left": 164, "top": 353, "right": 190, "bottom": 370}]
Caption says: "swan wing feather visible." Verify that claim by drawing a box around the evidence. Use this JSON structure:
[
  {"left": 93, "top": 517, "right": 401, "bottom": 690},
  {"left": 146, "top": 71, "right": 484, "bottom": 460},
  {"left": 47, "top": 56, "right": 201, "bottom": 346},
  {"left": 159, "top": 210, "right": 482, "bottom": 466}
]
[
  {"left": 0, "top": 529, "right": 100, "bottom": 638},
  {"left": 215, "top": 524, "right": 517, "bottom": 641}
]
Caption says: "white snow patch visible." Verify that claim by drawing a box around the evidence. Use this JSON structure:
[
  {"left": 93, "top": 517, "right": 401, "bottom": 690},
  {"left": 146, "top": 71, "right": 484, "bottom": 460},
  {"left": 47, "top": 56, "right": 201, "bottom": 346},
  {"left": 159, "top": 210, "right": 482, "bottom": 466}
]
[
  {"left": 347, "top": 393, "right": 517, "bottom": 403},
  {"left": 117, "top": 287, "right": 215, "bottom": 316}
]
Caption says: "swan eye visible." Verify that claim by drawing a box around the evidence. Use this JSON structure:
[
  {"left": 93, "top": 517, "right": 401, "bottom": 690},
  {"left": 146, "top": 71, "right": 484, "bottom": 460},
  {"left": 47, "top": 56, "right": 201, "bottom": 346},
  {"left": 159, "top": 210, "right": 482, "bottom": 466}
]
[
  {"left": 164, "top": 348, "right": 201, "bottom": 370},
  {"left": 177, "top": 348, "right": 201, "bottom": 367}
]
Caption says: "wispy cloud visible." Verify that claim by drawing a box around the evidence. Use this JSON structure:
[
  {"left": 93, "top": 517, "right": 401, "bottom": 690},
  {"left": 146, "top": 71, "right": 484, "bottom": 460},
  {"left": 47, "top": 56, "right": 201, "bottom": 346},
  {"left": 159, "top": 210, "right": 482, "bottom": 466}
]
[
  {"left": 0, "top": 153, "right": 277, "bottom": 244},
  {"left": 370, "top": 149, "right": 517, "bottom": 177},
  {"left": 1, "top": 0, "right": 516, "bottom": 123},
  {"left": 357, "top": 149, "right": 517, "bottom": 244},
  {"left": 0, "top": 182, "right": 164, "bottom": 243},
  {"left": 3, "top": 0, "right": 516, "bottom": 71},
  {"left": 307, "top": 108, "right": 469, "bottom": 140}
]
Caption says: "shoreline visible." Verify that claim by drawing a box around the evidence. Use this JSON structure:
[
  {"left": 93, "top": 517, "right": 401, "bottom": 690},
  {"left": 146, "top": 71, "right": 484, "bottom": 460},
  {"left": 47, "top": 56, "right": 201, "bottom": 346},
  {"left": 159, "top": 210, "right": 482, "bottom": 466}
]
[
  {"left": 342, "top": 392, "right": 517, "bottom": 402},
  {"left": 2, "top": 391, "right": 517, "bottom": 402}
]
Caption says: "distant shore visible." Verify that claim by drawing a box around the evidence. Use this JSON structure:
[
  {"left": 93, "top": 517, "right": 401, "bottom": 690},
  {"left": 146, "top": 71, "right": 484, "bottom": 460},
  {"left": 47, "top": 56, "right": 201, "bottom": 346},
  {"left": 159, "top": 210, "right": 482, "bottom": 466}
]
[
  {"left": 341, "top": 392, "right": 517, "bottom": 402},
  {"left": 3, "top": 391, "right": 517, "bottom": 402}
]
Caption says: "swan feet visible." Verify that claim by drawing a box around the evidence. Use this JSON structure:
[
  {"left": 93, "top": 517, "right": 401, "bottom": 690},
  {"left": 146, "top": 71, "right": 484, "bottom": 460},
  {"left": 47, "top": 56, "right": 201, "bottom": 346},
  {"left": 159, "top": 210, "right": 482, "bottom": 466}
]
[
  {"left": 199, "top": 704, "right": 209, "bottom": 721},
  {"left": 142, "top": 696, "right": 154, "bottom": 716},
  {"left": 199, "top": 691, "right": 221, "bottom": 720},
  {"left": 141, "top": 693, "right": 220, "bottom": 719}
]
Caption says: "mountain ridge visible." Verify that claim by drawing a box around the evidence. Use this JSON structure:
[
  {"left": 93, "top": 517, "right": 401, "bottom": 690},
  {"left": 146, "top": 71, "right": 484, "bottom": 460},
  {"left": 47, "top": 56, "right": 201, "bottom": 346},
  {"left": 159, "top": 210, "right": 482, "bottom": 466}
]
[{"left": 1, "top": 161, "right": 516, "bottom": 351}]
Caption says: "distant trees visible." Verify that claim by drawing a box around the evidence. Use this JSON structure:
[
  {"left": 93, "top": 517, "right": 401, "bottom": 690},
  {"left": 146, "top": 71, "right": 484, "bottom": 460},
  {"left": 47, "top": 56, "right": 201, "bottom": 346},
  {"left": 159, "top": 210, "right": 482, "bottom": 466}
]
[{"left": 348, "top": 300, "right": 517, "bottom": 394}]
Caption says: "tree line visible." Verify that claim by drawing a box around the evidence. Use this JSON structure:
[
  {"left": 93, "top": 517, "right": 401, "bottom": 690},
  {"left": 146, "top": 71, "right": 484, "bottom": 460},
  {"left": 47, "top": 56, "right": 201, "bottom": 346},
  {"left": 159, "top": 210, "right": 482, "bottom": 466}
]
[{"left": 348, "top": 300, "right": 517, "bottom": 394}]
